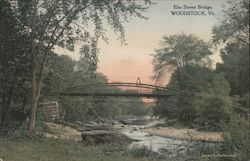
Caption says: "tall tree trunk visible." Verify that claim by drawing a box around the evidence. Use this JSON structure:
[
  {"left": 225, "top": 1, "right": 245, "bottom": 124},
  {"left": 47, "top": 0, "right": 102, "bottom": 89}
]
[
  {"left": 28, "top": 44, "right": 37, "bottom": 135},
  {"left": 36, "top": 50, "right": 49, "bottom": 101},
  {"left": 0, "top": 94, "right": 4, "bottom": 127},
  {"left": 26, "top": 1, "right": 80, "bottom": 135},
  {"left": 28, "top": 48, "right": 49, "bottom": 135},
  {"left": 3, "top": 84, "right": 14, "bottom": 126},
  {"left": 28, "top": 0, "right": 38, "bottom": 135},
  {"left": 0, "top": 82, "right": 7, "bottom": 127},
  {"left": 0, "top": 104, "right": 1, "bottom": 127}
]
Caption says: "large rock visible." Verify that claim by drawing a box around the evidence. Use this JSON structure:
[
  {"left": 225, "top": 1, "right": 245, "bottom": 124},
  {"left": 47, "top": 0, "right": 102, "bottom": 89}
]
[
  {"left": 81, "top": 130, "right": 132, "bottom": 145},
  {"left": 43, "top": 122, "right": 82, "bottom": 141},
  {"left": 120, "top": 118, "right": 150, "bottom": 125}
]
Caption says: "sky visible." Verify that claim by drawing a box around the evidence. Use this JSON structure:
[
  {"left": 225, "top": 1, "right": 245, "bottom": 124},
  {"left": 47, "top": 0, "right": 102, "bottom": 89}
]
[{"left": 58, "top": 0, "right": 228, "bottom": 85}]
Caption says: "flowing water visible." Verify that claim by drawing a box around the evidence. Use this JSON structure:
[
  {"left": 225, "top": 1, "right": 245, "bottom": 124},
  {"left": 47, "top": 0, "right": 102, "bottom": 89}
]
[
  {"left": 122, "top": 128, "right": 189, "bottom": 153},
  {"left": 113, "top": 120, "right": 214, "bottom": 154}
]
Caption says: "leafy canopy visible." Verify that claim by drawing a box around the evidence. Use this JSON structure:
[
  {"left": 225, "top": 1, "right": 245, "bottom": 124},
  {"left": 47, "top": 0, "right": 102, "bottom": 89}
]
[
  {"left": 15, "top": 0, "right": 152, "bottom": 51},
  {"left": 152, "top": 34, "right": 212, "bottom": 81},
  {"left": 212, "top": 0, "right": 249, "bottom": 45}
]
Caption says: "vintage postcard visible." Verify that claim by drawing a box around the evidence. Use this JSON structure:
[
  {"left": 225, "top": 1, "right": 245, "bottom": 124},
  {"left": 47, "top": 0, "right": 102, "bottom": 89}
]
[{"left": 0, "top": 0, "right": 249, "bottom": 160}]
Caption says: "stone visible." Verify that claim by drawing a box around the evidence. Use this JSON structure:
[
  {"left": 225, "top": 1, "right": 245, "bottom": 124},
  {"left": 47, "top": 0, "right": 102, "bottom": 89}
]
[
  {"left": 120, "top": 118, "right": 150, "bottom": 125},
  {"left": 81, "top": 130, "right": 131, "bottom": 145}
]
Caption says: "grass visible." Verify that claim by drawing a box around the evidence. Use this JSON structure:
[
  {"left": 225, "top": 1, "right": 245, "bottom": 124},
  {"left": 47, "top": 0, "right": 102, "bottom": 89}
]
[{"left": 0, "top": 137, "right": 167, "bottom": 161}]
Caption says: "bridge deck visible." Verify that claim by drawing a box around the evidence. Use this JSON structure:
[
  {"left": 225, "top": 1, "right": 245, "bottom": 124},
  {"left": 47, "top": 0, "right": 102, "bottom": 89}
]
[
  {"left": 61, "top": 82, "right": 177, "bottom": 98},
  {"left": 60, "top": 92, "right": 174, "bottom": 98}
]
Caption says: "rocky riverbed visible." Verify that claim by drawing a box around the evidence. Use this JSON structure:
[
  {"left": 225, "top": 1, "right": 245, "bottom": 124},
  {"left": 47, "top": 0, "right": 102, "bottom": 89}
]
[{"left": 42, "top": 118, "right": 222, "bottom": 154}]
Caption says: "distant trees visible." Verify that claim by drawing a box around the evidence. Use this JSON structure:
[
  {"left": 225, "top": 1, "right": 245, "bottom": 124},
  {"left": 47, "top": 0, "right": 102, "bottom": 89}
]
[
  {"left": 152, "top": 34, "right": 232, "bottom": 130},
  {"left": 60, "top": 93, "right": 148, "bottom": 122},
  {"left": 153, "top": 65, "right": 232, "bottom": 130},
  {"left": 41, "top": 54, "right": 148, "bottom": 122},
  {"left": 152, "top": 0, "right": 249, "bottom": 132}
]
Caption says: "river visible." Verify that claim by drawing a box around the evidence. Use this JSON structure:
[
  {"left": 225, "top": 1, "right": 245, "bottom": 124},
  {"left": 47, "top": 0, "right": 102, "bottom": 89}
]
[
  {"left": 112, "top": 120, "right": 216, "bottom": 155},
  {"left": 44, "top": 118, "right": 218, "bottom": 155}
]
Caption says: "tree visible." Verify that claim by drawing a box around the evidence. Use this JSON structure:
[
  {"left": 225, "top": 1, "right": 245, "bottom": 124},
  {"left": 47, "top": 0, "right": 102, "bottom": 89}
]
[
  {"left": 193, "top": 72, "right": 232, "bottom": 130},
  {"left": 211, "top": 0, "right": 250, "bottom": 158},
  {"left": 11, "top": 0, "right": 152, "bottom": 134},
  {"left": 58, "top": 74, "right": 148, "bottom": 122},
  {"left": 0, "top": 1, "right": 31, "bottom": 129},
  {"left": 213, "top": 0, "right": 249, "bottom": 112},
  {"left": 221, "top": 114, "right": 250, "bottom": 161},
  {"left": 41, "top": 54, "right": 75, "bottom": 98},
  {"left": 154, "top": 66, "right": 232, "bottom": 130},
  {"left": 152, "top": 34, "right": 212, "bottom": 111},
  {"left": 216, "top": 42, "right": 249, "bottom": 97},
  {"left": 152, "top": 34, "right": 234, "bottom": 130},
  {"left": 152, "top": 34, "right": 212, "bottom": 82},
  {"left": 212, "top": 0, "right": 249, "bottom": 45},
  {"left": 41, "top": 51, "right": 148, "bottom": 122}
]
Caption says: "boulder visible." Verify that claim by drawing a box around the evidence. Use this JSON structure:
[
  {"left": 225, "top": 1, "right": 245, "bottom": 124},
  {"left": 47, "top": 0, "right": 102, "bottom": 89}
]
[
  {"left": 81, "top": 130, "right": 131, "bottom": 145},
  {"left": 43, "top": 122, "right": 82, "bottom": 141},
  {"left": 119, "top": 120, "right": 133, "bottom": 125},
  {"left": 120, "top": 118, "right": 150, "bottom": 125}
]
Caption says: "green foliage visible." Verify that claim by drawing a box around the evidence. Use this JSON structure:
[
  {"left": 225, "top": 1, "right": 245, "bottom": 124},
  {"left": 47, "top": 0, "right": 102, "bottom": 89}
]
[
  {"left": 7, "top": 0, "right": 152, "bottom": 133},
  {"left": 60, "top": 95, "right": 148, "bottom": 122},
  {"left": 0, "top": 137, "right": 168, "bottom": 161},
  {"left": 154, "top": 66, "right": 232, "bottom": 130},
  {"left": 0, "top": 1, "right": 31, "bottom": 129},
  {"left": 42, "top": 54, "right": 75, "bottom": 97},
  {"left": 193, "top": 73, "right": 232, "bottom": 130},
  {"left": 211, "top": 1, "right": 250, "bottom": 159},
  {"left": 152, "top": 33, "right": 212, "bottom": 81},
  {"left": 216, "top": 42, "right": 249, "bottom": 97},
  {"left": 194, "top": 95, "right": 232, "bottom": 130},
  {"left": 79, "top": 42, "right": 99, "bottom": 73},
  {"left": 219, "top": 114, "right": 250, "bottom": 161},
  {"left": 212, "top": 0, "right": 249, "bottom": 45},
  {"left": 14, "top": 0, "right": 152, "bottom": 51},
  {"left": 40, "top": 54, "right": 148, "bottom": 122},
  {"left": 195, "top": 110, "right": 250, "bottom": 161},
  {"left": 152, "top": 33, "right": 237, "bottom": 131}
]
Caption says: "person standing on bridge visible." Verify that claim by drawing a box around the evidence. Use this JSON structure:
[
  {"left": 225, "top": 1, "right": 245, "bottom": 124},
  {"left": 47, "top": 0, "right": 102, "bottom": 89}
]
[{"left": 136, "top": 77, "right": 141, "bottom": 85}]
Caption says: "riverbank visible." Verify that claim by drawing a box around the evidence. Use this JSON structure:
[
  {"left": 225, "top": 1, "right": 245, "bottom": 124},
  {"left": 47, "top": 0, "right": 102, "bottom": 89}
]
[
  {"left": 143, "top": 127, "right": 222, "bottom": 142},
  {"left": 0, "top": 120, "right": 223, "bottom": 161},
  {"left": 0, "top": 137, "right": 169, "bottom": 161},
  {"left": 42, "top": 120, "right": 222, "bottom": 143}
]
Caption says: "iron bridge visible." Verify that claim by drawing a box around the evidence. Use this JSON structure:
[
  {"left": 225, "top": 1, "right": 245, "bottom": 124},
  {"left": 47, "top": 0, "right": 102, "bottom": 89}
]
[{"left": 60, "top": 82, "right": 177, "bottom": 98}]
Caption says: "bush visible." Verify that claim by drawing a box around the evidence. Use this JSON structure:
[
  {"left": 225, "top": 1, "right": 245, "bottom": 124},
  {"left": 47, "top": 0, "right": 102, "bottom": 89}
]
[{"left": 220, "top": 114, "right": 250, "bottom": 161}]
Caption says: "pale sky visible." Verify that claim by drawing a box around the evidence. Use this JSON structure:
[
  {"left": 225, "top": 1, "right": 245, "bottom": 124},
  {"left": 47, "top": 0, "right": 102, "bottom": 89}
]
[{"left": 58, "top": 0, "right": 228, "bottom": 85}]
